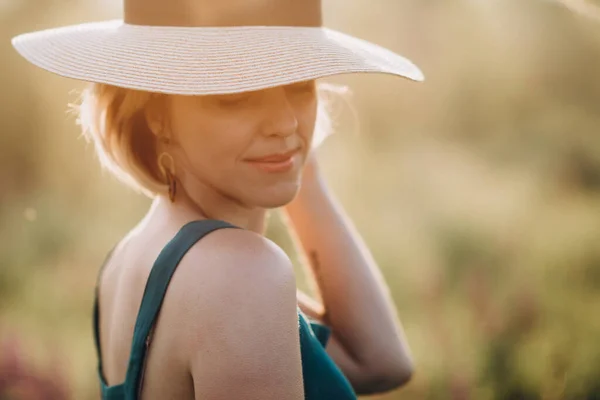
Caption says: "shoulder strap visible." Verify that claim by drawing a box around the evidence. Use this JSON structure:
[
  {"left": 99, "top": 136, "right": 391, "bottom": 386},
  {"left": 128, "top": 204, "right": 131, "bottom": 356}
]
[
  {"left": 124, "top": 219, "right": 240, "bottom": 398},
  {"left": 93, "top": 242, "right": 120, "bottom": 387}
]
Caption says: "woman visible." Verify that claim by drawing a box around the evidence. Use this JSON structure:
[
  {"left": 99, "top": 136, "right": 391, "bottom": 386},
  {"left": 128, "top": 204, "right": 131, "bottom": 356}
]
[{"left": 11, "top": 0, "right": 424, "bottom": 398}]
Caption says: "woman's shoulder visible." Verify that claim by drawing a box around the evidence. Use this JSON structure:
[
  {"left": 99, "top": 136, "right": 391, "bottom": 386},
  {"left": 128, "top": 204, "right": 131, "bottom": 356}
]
[
  {"left": 165, "top": 224, "right": 297, "bottom": 320},
  {"left": 184, "top": 224, "right": 293, "bottom": 274},
  {"left": 163, "top": 224, "right": 301, "bottom": 371}
]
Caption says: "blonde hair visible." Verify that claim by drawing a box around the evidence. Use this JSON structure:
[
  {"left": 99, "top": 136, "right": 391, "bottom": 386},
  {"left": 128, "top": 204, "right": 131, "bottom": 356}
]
[{"left": 73, "top": 82, "right": 343, "bottom": 199}]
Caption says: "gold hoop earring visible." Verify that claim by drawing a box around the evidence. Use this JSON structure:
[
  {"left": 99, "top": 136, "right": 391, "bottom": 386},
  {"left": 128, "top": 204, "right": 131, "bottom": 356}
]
[{"left": 157, "top": 151, "right": 176, "bottom": 203}]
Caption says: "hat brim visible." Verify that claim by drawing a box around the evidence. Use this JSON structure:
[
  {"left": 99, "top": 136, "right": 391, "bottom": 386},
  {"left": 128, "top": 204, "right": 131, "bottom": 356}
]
[{"left": 12, "top": 20, "right": 424, "bottom": 95}]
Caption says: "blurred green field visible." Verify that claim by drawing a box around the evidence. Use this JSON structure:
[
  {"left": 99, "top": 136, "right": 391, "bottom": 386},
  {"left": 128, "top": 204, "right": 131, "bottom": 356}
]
[{"left": 2, "top": 0, "right": 600, "bottom": 399}]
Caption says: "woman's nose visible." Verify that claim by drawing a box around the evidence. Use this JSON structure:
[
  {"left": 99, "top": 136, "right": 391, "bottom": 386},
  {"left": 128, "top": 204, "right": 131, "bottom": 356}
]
[{"left": 260, "top": 87, "right": 299, "bottom": 138}]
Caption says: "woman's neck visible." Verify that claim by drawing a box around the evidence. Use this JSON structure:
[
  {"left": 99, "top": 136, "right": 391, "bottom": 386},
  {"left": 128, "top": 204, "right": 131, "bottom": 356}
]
[{"left": 149, "top": 185, "right": 269, "bottom": 235}]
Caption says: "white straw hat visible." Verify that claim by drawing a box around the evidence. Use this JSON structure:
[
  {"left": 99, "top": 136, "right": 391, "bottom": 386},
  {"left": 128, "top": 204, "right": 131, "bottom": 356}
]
[{"left": 11, "top": 0, "right": 424, "bottom": 95}]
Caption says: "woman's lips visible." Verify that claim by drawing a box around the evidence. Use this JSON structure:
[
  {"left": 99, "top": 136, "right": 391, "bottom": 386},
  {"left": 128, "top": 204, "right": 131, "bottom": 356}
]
[
  {"left": 244, "top": 151, "right": 299, "bottom": 173},
  {"left": 245, "top": 148, "right": 299, "bottom": 162}
]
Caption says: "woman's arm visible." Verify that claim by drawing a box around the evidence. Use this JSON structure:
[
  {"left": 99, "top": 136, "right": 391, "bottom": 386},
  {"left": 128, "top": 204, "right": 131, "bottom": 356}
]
[
  {"left": 284, "top": 155, "right": 414, "bottom": 394},
  {"left": 181, "top": 229, "right": 305, "bottom": 400}
]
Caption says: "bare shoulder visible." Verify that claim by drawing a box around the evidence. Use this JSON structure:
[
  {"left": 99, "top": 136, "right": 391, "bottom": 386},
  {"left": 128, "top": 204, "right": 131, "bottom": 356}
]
[
  {"left": 170, "top": 227, "right": 296, "bottom": 313},
  {"left": 166, "top": 227, "right": 304, "bottom": 399},
  {"left": 177, "top": 226, "right": 294, "bottom": 289}
]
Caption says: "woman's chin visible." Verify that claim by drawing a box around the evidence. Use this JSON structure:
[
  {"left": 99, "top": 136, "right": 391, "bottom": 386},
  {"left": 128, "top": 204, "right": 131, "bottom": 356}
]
[{"left": 254, "top": 183, "right": 301, "bottom": 209}]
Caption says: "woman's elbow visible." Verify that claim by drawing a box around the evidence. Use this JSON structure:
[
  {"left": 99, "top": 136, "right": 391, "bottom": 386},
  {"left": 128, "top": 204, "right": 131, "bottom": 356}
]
[
  {"left": 379, "top": 362, "right": 414, "bottom": 390},
  {"left": 387, "top": 362, "right": 414, "bottom": 388},
  {"left": 361, "top": 358, "right": 414, "bottom": 394}
]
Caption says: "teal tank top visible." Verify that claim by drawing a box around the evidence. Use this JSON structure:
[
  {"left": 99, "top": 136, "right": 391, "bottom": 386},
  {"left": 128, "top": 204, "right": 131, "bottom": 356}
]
[{"left": 92, "top": 219, "right": 358, "bottom": 400}]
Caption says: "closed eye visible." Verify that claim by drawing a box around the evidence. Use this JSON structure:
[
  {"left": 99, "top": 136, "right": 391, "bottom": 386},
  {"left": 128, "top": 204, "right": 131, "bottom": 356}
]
[{"left": 216, "top": 93, "right": 252, "bottom": 107}]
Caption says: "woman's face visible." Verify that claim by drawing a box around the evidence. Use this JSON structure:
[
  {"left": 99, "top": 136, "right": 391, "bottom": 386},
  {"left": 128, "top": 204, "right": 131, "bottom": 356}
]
[{"left": 162, "top": 80, "right": 318, "bottom": 208}]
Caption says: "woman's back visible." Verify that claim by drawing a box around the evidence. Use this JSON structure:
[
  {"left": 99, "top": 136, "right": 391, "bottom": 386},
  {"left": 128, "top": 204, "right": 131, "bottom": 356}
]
[
  {"left": 94, "top": 219, "right": 357, "bottom": 400},
  {"left": 96, "top": 221, "right": 197, "bottom": 399}
]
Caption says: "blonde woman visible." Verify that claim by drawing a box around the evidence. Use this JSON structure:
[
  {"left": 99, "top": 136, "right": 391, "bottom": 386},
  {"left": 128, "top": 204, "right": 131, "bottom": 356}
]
[{"left": 11, "top": 0, "right": 424, "bottom": 398}]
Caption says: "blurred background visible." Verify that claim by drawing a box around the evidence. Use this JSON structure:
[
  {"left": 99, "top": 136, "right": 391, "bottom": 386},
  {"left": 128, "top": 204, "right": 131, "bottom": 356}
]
[{"left": 2, "top": 0, "right": 600, "bottom": 399}]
